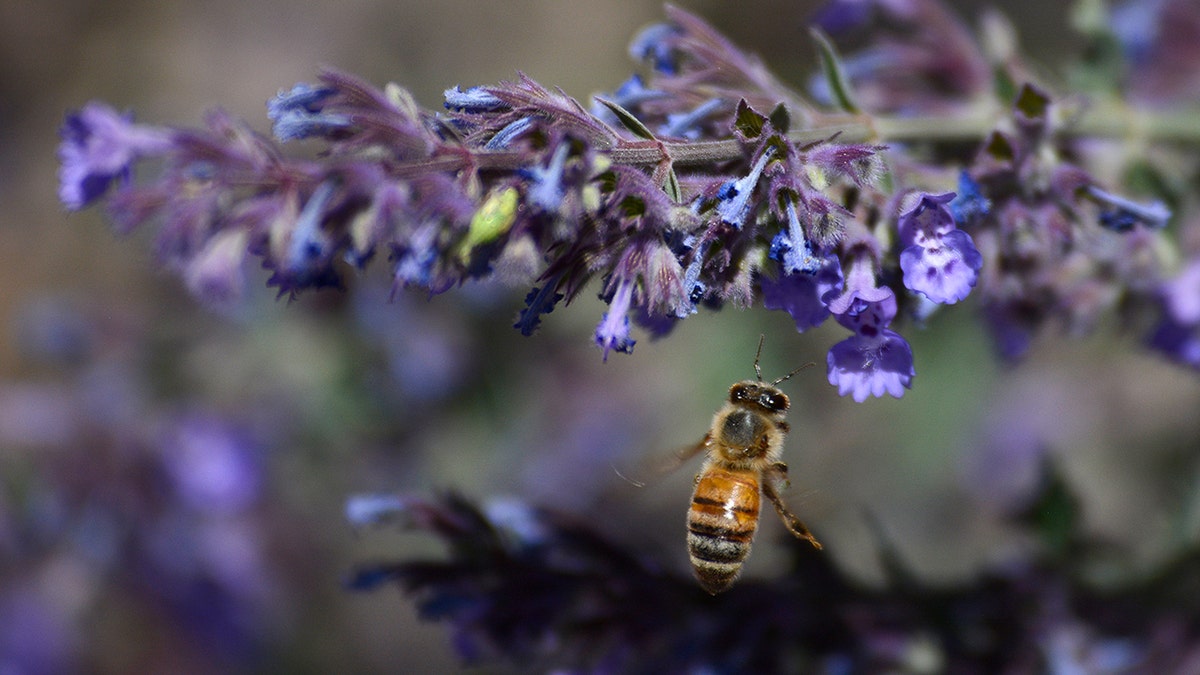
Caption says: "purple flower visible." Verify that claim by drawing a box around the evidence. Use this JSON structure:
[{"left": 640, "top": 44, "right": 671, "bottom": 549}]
[
  {"left": 769, "top": 200, "right": 824, "bottom": 275},
  {"left": 522, "top": 142, "right": 570, "bottom": 213},
  {"left": 595, "top": 279, "right": 636, "bottom": 360},
  {"left": 1148, "top": 257, "right": 1200, "bottom": 369},
  {"left": 183, "top": 228, "right": 250, "bottom": 307},
  {"left": 514, "top": 280, "right": 565, "bottom": 336},
  {"left": 57, "top": 102, "right": 172, "bottom": 210},
  {"left": 715, "top": 147, "right": 774, "bottom": 229},
  {"left": 898, "top": 192, "right": 983, "bottom": 304},
  {"left": 629, "top": 22, "right": 682, "bottom": 73},
  {"left": 590, "top": 74, "right": 667, "bottom": 123},
  {"left": 443, "top": 85, "right": 506, "bottom": 112},
  {"left": 1084, "top": 185, "right": 1171, "bottom": 231},
  {"left": 484, "top": 117, "right": 534, "bottom": 150},
  {"left": 267, "top": 83, "right": 350, "bottom": 141},
  {"left": 826, "top": 255, "right": 915, "bottom": 401},
  {"left": 948, "top": 170, "right": 990, "bottom": 225},
  {"left": 760, "top": 250, "right": 844, "bottom": 332},
  {"left": 659, "top": 97, "right": 723, "bottom": 140},
  {"left": 345, "top": 493, "right": 413, "bottom": 527},
  {"left": 161, "top": 414, "right": 261, "bottom": 515},
  {"left": 826, "top": 328, "right": 915, "bottom": 401}
]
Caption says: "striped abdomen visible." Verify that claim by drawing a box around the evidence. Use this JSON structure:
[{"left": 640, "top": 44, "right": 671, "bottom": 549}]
[{"left": 687, "top": 467, "right": 761, "bottom": 594}]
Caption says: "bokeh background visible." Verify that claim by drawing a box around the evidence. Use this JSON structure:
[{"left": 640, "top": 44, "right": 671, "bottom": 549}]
[{"left": 4, "top": 0, "right": 1199, "bottom": 672}]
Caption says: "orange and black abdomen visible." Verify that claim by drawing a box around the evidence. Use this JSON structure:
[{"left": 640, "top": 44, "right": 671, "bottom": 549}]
[{"left": 687, "top": 467, "right": 761, "bottom": 594}]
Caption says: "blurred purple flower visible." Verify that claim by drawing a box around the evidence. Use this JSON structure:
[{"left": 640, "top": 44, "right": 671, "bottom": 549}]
[
  {"left": 57, "top": 102, "right": 172, "bottom": 210},
  {"left": 267, "top": 82, "right": 350, "bottom": 141},
  {"left": 161, "top": 414, "right": 262, "bottom": 515},
  {"left": 1148, "top": 257, "right": 1200, "bottom": 369}
]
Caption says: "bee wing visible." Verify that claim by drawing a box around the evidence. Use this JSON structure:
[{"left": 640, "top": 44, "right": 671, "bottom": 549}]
[{"left": 612, "top": 434, "right": 710, "bottom": 488}]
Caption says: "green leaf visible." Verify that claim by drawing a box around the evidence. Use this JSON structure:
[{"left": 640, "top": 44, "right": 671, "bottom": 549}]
[
  {"left": 768, "top": 102, "right": 791, "bottom": 135},
  {"left": 594, "top": 97, "right": 656, "bottom": 140},
  {"left": 809, "top": 27, "right": 860, "bottom": 114},
  {"left": 663, "top": 166, "right": 682, "bottom": 203},
  {"left": 733, "top": 99, "right": 767, "bottom": 140},
  {"left": 1014, "top": 83, "right": 1050, "bottom": 121}
]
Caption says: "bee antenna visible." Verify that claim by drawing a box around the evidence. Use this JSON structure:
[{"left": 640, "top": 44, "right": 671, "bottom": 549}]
[
  {"left": 753, "top": 334, "right": 766, "bottom": 381},
  {"left": 771, "top": 361, "right": 815, "bottom": 386}
]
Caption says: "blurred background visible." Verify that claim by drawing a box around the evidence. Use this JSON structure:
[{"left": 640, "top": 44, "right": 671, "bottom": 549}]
[{"left": 3, "top": 0, "right": 1199, "bottom": 672}]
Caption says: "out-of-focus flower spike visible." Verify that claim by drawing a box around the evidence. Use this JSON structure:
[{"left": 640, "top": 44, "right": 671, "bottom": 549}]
[{"left": 57, "top": 102, "right": 173, "bottom": 210}]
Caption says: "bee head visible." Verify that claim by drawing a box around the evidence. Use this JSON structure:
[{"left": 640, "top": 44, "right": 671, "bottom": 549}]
[{"left": 728, "top": 381, "right": 789, "bottom": 413}]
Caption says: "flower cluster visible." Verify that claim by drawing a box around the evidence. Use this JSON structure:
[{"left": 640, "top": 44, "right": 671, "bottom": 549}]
[
  {"left": 56, "top": 0, "right": 1200, "bottom": 398},
  {"left": 57, "top": 1, "right": 1200, "bottom": 398},
  {"left": 347, "top": 482, "right": 1200, "bottom": 673}
]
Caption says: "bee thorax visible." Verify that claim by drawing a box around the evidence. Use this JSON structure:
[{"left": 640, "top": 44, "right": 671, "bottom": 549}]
[{"left": 719, "top": 409, "right": 767, "bottom": 450}]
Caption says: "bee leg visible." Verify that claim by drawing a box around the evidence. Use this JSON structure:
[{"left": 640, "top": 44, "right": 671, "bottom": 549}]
[
  {"left": 770, "top": 462, "right": 790, "bottom": 488},
  {"left": 763, "top": 465, "right": 822, "bottom": 550}
]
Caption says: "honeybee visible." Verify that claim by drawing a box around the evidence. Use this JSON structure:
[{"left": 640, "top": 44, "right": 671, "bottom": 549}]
[{"left": 673, "top": 336, "right": 822, "bottom": 594}]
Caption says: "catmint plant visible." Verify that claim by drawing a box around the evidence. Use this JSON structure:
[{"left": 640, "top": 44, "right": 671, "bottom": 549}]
[
  {"left": 51, "top": 0, "right": 1200, "bottom": 670},
  {"left": 62, "top": 1, "right": 1197, "bottom": 401}
]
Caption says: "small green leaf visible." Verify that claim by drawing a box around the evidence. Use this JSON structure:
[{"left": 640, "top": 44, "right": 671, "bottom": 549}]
[
  {"left": 1014, "top": 83, "right": 1050, "bottom": 121},
  {"left": 983, "top": 131, "right": 1016, "bottom": 163},
  {"left": 768, "top": 102, "right": 791, "bottom": 135},
  {"left": 733, "top": 99, "right": 767, "bottom": 140},
  {"left": 456, "top": 186, "right": 518, "bottom": 263},
  {"left": 809, "top": 27, "right": 860, "bottom": 114},
  {"left": 663, "top": 166, "right": 682, "bottom": 203},
  {"left": 594, "top": 97, "right": 656, "bottom": 140}
]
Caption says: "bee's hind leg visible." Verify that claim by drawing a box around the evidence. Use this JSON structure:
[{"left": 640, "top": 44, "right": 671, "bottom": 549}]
[{"left": 763, "top": 463, "right": 822, "bottom": 550}]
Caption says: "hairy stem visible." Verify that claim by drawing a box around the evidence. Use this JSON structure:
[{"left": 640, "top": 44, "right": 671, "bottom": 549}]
[{"left": 397, "top": 106, "right": 1200, "bottom": 178}]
